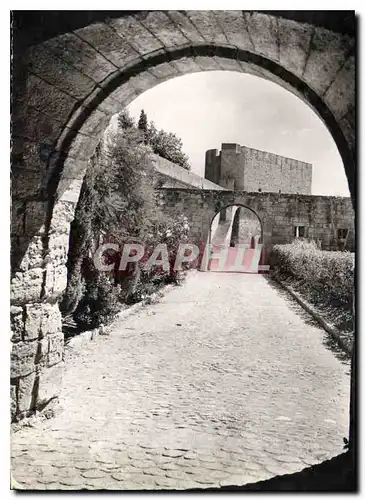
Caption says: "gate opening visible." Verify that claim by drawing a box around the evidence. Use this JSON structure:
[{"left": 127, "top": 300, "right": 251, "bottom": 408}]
[{"left": 207, "top": 204, "right": 267, "bottom": 273}]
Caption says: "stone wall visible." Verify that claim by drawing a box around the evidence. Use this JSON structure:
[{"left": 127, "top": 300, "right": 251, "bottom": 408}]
[
  {"left": 237, "top": 208, "right": 262, "bottom": 244},
  {"left": 10, "top": 304, "right": 64, "bottom": 419},
  {"left": 204, "top": 149, "right": 221, "bottom": 185},
  {"left": 242, "top": 146, "right": 312, "bottom": 194},
  {"left": 158, "top": 188, "right": 355, "bottom": 252},
  {"left": 10, "top": 199, "right": 73, "bottom": 421},
  {"left": 205, "top": 143, "right": 312, "bottom": 194},
  {"left": 152, "top": 155, "right": 225, "bottom": 190}
]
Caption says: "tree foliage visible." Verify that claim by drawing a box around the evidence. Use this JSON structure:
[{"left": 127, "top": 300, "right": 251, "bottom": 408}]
[
  {"left": 137, "top": 110, "right": 190, "bottom": 170},
  {"left": 137, "top": 108, "right": 148, "bottom": 133},
  {"left": 61, "top": 109, "right": 191, "bottom": 328},
  {"left": 117, "top": 109, "right": 135, "bottom": 130},
  {"left": 61, "top": 110, "right": 154, "bottom": 315}
]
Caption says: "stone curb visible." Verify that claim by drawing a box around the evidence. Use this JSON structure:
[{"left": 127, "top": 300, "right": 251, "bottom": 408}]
[
  {"left": 65, "top": 283, "right": 176, "bottom": 350},
  {"left": 105, "top": 283, "right": 175, "bottom": 333},
  {"left": 272, "top": 276, "right": 352, "bottom": 356},
  {"left": 65, "top": 326, "right": 101, "bottom": 350}
]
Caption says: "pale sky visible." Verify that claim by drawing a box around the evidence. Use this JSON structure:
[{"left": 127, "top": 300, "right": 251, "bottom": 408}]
[{"left": 128, "top": 71, "right": 350, "bottom": 197}]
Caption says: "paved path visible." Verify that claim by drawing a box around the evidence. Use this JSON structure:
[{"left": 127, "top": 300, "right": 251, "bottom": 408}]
[{"left": 11, "top": 272, "right": 350, "bottom": 490}]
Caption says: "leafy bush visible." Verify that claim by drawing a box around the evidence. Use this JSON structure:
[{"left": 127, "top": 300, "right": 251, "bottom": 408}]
[
  {"left": 61, "top": 111, "right": 156, "bottom": 318},
  {"left": 72, "top": 267, "right": 121, "bottom": 329},
  {"left": 62, "top": 109, "right": 191, "bottom": 329},
  {"left": 271, "top": 239, "right": 354, "bottom": 306},
  {"left": 125, "top": 214, "right": 191, "bottom": 304}
]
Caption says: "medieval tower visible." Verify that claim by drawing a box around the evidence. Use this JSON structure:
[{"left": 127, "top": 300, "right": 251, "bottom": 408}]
[{"left": 205, "top": 143, "right": 312, "bottom": 194}]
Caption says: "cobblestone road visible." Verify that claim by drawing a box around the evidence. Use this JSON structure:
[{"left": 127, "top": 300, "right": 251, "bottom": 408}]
[{"left": 11, "top": 272, "right": 350, "bottom": 490}]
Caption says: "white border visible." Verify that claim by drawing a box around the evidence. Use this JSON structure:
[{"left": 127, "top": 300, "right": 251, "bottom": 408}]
[{"left": 3, "top": 1, "right": 365, "bottom": 10}]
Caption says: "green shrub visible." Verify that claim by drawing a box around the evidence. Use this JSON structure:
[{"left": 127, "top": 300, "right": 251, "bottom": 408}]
[
  {"left": 72, "top": 270, "right": 121, "bottom": 329},
  {"left": 271, "top": 239, "right": 354, "bottom": 306},
  {"left": 62, "top": 109, "right": 191, "bottom": 329},
  {"left": 125, "top": 214, "right": 191, "bottom": 303}
]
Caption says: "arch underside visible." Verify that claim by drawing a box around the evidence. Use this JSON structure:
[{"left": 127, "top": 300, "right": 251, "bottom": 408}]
[
  {"left": 52, "top": 44, "right": 355, "bottom": 208},
  {"left": 13, "top": 12, "right": 355, "bottom": 225}
]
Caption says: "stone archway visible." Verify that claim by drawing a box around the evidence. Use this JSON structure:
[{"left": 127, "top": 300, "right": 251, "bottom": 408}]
[
  {"left": 11, "top": 11, "right": 355, "bottom": 432},
  {"left": 207, "top": 203, "right": 264, "bottom": 273},
  {"left": 230, "top": 206, "right": 262, "bottom": 248},
  {"left": 209, "top": 204, "right": 263, "bottom": 247}
]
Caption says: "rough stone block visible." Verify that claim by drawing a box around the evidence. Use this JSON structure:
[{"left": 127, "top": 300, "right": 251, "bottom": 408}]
[
  {"left": 11, "top": 236, "right": 22, "bottom": 272},
  {"left": 12, "top": 106, "right": 64, "bottom": 143},
  {"left": 339, "top": 110, "right": 355, "bottom": 153},
  {"left": 149, "top": 61, "right": 179, "bottom": 79},
  {"left": 49, "top": 198, "right": 77, "bottom": 233},
  {"left": 324, "top": 54, "right": 355, "bottom": 121},
  {"left": 244, "top": 12, "right": 280, "bottom": 61},
  {"left": 11, "top": 201, "right": 25, "bottom": 236},
  {"left": 46, "top": 332, "right": 64, "bottom": 367},
  {"left": 16, "top": 234, "right": 44, "bottom": 272},
  {"left": 77, "top": 108, "right": 111, "bottom": 137},
  {"left": 167, "top": 11, "right": 205, "bottom": 44},
  {"left": 39, "top": 337, "right": 50, "bottom": 361},
  {"left": 107, "top": 15, "right": 164, "bottom": 54},
  {"left": 214, "top": 57, "right": 242, "bottom": 72},
  {"left": 56, "top": 178, "right": 83, "bottom": 205},
  {"left": 11, "top": 168, "right": 44, "bottom": 199},
  {"left": 186, "top": 11, "right": 228, "bottom": 44},
  {"left": 11, "top": 268, "right": 44, "bottom": 305},
  {"left": 213, "top": 10, "right": 254, "bottom": 50},
  {"left": 66, "top": 133, "right": 99, "bottom": 162},
  {"left": 278, "top": 18, "right": 313, "bottom": 76},
  {"left": 12, "top": 137, "right": 49, "bottom": 173},
  {"left": 11, "top": 306, "right": 24, "bottom": 343},
  {"left": 24, "top": 201, "right": 47, "bottom": 236},
  {"left": 37, "top": 362, "right": 64, "bottom": 406},
  {"left": 22, "top": 74, "right": 78, "bottom": 122},
  {"left": 47, "top": 234, "right": 70, "bottom": 267},
  {"left": 25, "top": 44, "right": 96, "bottom": 100},
  {"left": 11, "top": 383, "right": 17, "bottom": 418},
  {"left": 171, "top": 57, "right": 201, "bottom": 75},
  {"left": 124, "top": 70, "right": 161, "bottom": 95},
  {"left": 43, "top": 263, "right": 68, "bottom": 299},
  {"left": 108, "top": 82, "right": 140, "bottom": 108},
  {"left": 53, "top": 266, "right": 69, "bottom": 296},
  {"left": 41, "top": 304, "right": 62, "bottom": 337},
  {"left": 23, "top": 304, "right": 43, "bottom": 341},
  {"left": 97, "top": 93, "right": 125, "bottom": 115},
  {"left": 43, "top": 32, "right": 117, "bottom": 83},
  {"left": 74, "top": 22, "right": 140, "bottom": 68},
  {"left": 137, "top": 11, "right": 188, "bottom": 47},
  {"left": 194, "top": 55, "right": 221, "bottom": 71},
  {"left": 11, "top": 340, "right": 38, "bottom": 378},
  {"left": 304, "top": 28, "right": 354, "bottom": 96},
  {"left": 17, "top": 371, "right": 36, "bottom": 413},
  {"left": 55, "top": 156, "right": 88, "bottom": 186}
]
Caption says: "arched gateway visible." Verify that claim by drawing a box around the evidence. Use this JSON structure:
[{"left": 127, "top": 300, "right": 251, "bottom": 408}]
[{"left": 11, "top": 10, "right": 355, "bottom": 455}]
